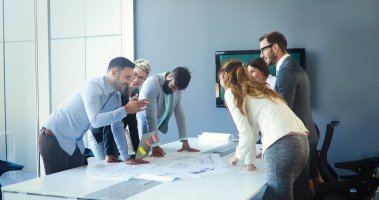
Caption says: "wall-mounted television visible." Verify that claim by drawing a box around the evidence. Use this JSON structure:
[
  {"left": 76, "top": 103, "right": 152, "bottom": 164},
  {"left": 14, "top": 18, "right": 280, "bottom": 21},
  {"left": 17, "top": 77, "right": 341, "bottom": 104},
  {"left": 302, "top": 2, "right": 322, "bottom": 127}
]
[{"left": 215, "top": 48, "right": 305, "bottom": 107}]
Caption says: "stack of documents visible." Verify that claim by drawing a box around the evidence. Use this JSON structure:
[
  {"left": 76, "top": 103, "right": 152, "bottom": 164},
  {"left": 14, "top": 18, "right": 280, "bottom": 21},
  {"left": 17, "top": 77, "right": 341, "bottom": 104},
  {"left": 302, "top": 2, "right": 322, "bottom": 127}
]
[{"left": 198, "top": 132, "right": 234, "bottom": 142}]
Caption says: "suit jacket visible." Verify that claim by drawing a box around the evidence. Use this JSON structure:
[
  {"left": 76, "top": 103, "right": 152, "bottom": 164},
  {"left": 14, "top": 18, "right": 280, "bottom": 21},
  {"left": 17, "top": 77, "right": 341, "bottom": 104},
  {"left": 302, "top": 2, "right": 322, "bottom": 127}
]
[
  {"left": 137, "top": 72, "right": 187, "bottom": 143},
  {"left": 275, "top": 56, "right": 318, "bottom": 147}
]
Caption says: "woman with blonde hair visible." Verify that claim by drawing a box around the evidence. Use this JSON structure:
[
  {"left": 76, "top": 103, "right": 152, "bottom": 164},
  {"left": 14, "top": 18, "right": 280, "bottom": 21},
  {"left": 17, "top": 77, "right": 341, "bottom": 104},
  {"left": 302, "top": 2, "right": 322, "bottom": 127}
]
[{"left": 219, "top": 59, "right": 310, "bottom": 200}]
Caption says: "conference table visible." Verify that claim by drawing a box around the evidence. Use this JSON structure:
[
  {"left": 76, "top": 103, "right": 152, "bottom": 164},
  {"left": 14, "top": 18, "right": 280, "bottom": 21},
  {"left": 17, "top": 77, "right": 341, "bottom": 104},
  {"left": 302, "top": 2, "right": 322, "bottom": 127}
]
[{"left": 2, "top": 138, "right": 267, "bottom": 200}]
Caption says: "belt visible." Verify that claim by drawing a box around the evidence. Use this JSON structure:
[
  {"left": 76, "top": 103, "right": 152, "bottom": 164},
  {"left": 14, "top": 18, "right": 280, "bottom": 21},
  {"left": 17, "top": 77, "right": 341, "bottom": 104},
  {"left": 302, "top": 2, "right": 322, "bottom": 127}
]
[{"left": 40, "top": 127, "right": 54, "bottom": 136}]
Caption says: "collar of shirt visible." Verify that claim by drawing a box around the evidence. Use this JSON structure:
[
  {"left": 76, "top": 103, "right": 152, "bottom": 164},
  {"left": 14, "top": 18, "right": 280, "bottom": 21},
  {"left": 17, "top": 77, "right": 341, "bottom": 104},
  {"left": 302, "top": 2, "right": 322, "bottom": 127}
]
[{"left": 276, "top": 53, "right": 291, "bottom": 72}]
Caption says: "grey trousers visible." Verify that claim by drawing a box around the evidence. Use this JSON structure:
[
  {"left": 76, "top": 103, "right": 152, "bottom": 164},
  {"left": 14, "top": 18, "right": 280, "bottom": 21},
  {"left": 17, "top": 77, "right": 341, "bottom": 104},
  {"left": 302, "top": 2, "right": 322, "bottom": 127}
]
[
  {"left": 38, "top": 129, "right": 87, "bottom": 175},
  {"left": 262, "top": 134, "right": 310, "bottom": 200}
]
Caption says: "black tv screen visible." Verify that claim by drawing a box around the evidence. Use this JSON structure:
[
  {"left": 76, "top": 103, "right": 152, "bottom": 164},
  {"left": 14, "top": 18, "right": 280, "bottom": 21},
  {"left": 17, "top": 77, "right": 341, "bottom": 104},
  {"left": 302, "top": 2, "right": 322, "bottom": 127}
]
[{"left": 215, "top": 48, "right": 305, "bottom": 107}]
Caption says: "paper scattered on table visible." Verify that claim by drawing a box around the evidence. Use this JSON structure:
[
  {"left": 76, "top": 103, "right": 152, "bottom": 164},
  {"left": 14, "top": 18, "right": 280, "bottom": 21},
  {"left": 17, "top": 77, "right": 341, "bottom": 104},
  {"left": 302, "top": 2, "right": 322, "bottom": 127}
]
[
  {"left": 89, "top": 163, "right": 157, "bottom": 181},
  {"left": 88, "top": 154, "right": 230, "bottom": 182},
  {"left": 198, "top": 132, "right": 235, "bottom": 142},
  {"left": 135, "top": 153, "right": 231, "bottom": 181},
  {"left": 134, "top": 173, "right": 177, "bottom": 182}
]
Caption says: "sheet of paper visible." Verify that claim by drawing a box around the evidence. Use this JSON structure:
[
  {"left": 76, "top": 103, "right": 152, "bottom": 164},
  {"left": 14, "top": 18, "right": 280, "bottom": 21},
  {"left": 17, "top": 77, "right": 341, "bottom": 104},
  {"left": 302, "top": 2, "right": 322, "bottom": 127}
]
[
  {"left": 88, "top": 154, "right": 231, "bottom": 181},
  {"left": 89, "top": 163, "right": 157, "bottom": 181},
  {"left": 134, "top": 173, "right": 177, "bottom": 182},
  {"left": 139, "top": 153, "right": 231, "bottom": 179}
]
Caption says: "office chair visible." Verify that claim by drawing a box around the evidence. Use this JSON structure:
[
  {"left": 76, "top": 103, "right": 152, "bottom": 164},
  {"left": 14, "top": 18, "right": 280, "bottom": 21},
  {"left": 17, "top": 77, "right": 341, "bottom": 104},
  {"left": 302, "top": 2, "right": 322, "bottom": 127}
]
[{"left": 315, "top": 122, "right": 379, "bottom": 200}]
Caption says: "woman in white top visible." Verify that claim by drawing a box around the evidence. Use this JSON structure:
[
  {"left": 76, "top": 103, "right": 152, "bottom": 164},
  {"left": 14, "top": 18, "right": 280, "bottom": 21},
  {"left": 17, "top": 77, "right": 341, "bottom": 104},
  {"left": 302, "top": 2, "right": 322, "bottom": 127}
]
[{"left": 218, "top": 59, "right": 310, "bottom": 200}]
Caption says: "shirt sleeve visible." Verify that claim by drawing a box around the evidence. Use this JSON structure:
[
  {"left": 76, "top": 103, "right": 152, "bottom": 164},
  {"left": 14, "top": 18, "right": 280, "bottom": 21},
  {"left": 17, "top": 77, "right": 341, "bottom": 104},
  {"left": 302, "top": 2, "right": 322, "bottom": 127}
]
[
  {"left": 174, "top": 92, "right": 188, "bottom": 141},
  {"left": 138, "top": 78, "right": 159, "bottom": 143},
  {"left": 224, "top": 89, "right": 257, "bottom": 165},
  {"left": 81, "top": 82, "right": 127, "bottom": 128}
]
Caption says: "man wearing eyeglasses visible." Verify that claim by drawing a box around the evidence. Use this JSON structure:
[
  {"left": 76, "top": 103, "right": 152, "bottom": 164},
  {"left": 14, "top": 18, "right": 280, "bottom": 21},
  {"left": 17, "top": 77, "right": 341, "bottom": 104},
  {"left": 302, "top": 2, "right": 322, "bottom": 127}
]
[
  {"left": 39, "top": 57, "right": 150, "bottom": 175},
  {"left": 259, "top": 31, "right": 319, "bottom": 200},
  {"left": 137, "top": 67, "right": 200, "bottom": 157}
]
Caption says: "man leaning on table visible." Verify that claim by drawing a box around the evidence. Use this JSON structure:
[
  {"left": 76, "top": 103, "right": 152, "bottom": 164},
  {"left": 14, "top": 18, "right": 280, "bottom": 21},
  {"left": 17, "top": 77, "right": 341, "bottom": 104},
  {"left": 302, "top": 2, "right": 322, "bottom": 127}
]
[
  {"left": 137, "top": 67, "right": 199, "bottom": 157},
  {"left": 39, "top": 57, "right": 150, "bottom": 175}
]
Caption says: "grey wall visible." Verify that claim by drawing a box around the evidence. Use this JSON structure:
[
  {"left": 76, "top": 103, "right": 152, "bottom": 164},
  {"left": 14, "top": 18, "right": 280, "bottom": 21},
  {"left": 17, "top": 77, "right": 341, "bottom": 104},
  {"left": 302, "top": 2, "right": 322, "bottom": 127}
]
[{"left": 135, "top": 0, "right": 379, "bottom": 170}]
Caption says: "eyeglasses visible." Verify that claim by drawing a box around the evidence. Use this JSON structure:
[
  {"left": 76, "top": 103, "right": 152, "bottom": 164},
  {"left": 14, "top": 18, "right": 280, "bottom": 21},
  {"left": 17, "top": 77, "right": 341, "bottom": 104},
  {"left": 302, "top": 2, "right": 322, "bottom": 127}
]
[
  {"left": 134, "top": 74, "right": 146, "bottom": 82},
  {"left": 260, "top": 43, "right": 275, "bottom": 54}
]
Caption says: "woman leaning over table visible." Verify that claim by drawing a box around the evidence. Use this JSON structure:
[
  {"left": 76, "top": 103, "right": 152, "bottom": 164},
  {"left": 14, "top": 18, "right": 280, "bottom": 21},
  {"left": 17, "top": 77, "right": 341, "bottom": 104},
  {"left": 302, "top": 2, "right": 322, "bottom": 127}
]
[{"left": 218, "top": 59, "right": 309, "bottom": 200}]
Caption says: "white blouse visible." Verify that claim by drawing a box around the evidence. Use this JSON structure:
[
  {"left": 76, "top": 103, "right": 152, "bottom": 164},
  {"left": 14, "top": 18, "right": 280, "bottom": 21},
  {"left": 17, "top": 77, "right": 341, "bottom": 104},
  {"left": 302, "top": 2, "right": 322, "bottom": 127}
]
[{"left": 224, "top": 89, "right": 308, "bottom": 164}]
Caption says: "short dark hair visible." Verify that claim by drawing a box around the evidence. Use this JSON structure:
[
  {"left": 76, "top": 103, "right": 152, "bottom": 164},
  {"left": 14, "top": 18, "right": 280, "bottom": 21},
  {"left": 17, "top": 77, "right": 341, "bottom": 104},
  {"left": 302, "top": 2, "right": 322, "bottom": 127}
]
[
  {"left": 107, "top": 57, "right": 135, "bottom": 71},
  {"left": 171, "top": 67, "right": 191, "bottom": 90},
  {"left": 259, "top": 31, "right": 287, "bottom": 52},
  {"left": 247, "top": 58, "right": 270, "bottom": 78}
]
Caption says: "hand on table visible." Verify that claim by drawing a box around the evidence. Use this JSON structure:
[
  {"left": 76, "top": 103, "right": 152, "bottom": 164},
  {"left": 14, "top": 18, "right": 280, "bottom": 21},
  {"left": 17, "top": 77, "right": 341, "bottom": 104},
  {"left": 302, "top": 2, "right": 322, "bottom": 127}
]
[
  {"left": 125, "top": 159, "right": 149, "bottom": 165},
  {"left": 228, "top": 155, "right": 239, "bottom": 166},
  {"left": 151, "top": 146, "right": 166, "bottom": 157},
  {"left": 177, "top": 140, "right": 200, "bottom": 152}
]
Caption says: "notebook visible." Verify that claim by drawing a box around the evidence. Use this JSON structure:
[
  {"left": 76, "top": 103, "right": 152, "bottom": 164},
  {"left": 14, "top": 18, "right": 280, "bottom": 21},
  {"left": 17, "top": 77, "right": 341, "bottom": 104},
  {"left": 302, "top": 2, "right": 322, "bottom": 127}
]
[{"left": 135, "top": 131, "right": 157, "bottom": 159}]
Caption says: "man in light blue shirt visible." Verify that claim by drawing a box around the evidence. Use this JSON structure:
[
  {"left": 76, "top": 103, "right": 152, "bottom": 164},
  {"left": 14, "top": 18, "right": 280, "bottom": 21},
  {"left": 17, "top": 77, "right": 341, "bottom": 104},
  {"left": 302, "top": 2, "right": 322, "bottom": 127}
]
[{"left": 39, "top": 57, "right": 150, "bottom": 175}]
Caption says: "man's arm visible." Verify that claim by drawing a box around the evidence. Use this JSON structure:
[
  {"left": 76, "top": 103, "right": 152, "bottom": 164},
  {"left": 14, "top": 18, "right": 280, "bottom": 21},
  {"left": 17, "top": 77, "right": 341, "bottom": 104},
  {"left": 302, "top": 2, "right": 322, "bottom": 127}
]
[
  {"left": 81, "top": 82, "right": 127, "bottom": 128},
  {"left": 174, "top": 93, "right": 200, "bottom": 153},
  {"left": 138, "top": 78, "right": 159, "bottom": 139},
  {"left": 174, "top": 92, "right": 188, "bottom": 141}
]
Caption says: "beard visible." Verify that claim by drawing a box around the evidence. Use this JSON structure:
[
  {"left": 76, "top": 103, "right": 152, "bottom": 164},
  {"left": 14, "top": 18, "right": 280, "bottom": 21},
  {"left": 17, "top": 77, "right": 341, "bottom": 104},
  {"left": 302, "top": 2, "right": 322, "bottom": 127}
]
[
  {"left": 114, "top": 74, "right": 126, "bottom": 93},
  {"left": 162, "top": 80, "right": 173, "bottom": 94},
  {"left": 266, "top": 50, "right": 277, "bottom": 65}
]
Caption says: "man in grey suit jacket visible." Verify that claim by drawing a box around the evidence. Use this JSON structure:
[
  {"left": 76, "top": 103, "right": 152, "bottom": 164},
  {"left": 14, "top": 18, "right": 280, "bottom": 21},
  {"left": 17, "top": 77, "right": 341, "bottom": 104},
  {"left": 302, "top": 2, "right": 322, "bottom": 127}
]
[
  {"left": 259, "top": 31, "right": 319, "bottom": 200},
  {"left": 137, "top": 67, "right": 199, "bottom": 157}
]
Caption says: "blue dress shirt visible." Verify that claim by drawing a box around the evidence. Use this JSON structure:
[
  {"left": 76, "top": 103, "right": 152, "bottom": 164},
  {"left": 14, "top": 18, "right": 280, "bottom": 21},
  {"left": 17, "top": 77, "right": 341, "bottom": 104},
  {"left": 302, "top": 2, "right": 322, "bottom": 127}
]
[{"left": 43, "top": 76, "right": 130, "bottom": 160}]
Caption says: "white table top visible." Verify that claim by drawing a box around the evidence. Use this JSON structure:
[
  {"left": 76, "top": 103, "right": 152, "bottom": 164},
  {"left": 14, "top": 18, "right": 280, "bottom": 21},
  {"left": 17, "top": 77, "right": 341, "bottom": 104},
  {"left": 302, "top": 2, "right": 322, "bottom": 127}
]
[{"left": 2, "top": 138, "right": 266, "bottom": 200}]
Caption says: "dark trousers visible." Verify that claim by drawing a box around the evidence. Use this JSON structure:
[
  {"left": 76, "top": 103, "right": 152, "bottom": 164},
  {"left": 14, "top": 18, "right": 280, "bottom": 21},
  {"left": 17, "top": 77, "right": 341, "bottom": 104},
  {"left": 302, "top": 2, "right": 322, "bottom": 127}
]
[
  {"left": 123, "top": 113, "right": 140, "bottom": 152},
  {"left": 38, "top": 129, "right": 87, "bottom": 175}
]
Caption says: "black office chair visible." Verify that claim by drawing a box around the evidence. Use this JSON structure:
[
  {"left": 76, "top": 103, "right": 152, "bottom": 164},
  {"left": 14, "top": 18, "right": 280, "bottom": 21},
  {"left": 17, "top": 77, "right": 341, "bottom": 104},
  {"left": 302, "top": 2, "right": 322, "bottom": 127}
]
[{"left": 315, "top": 122, "right": 379, "bottom": 200}]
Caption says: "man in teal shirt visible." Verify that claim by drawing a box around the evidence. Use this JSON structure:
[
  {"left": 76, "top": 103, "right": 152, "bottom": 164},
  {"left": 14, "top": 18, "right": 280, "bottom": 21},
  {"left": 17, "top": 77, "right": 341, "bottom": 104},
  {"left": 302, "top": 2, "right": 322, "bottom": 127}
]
[{"left": 137, "top": 67, "right": 199, "bottom": 157}]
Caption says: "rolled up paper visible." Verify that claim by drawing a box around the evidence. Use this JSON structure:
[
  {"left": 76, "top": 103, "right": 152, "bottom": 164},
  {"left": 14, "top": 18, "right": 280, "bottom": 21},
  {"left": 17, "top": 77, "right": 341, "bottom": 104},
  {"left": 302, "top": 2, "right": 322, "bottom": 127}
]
[{"left": 198, "top": 132, "right": 234, "bottom": 142}]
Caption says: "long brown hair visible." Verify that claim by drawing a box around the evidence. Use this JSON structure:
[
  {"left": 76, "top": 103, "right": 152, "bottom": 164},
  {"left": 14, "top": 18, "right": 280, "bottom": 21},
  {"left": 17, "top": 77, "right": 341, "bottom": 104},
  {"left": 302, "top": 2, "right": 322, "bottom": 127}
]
[{"left": 218, "top": 59, "right": 285, "bottom": 115}]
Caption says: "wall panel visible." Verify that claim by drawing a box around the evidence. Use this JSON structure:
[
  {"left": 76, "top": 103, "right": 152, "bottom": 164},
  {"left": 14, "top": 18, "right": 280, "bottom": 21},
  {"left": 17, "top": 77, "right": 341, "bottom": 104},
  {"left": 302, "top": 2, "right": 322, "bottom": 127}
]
[{"left": 4, "top": 41, "right": 36, "bottom": 169}]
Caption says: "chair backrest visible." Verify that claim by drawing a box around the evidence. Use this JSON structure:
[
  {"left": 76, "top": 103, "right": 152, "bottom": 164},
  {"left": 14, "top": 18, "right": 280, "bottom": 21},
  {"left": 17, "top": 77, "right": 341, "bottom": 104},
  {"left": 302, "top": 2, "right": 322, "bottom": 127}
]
[
  {"left": 314, "top": 123, "right": 320, "bottom": 139},
  {"left": 318, "top": 123, "right": 339, "bottom": 182}
]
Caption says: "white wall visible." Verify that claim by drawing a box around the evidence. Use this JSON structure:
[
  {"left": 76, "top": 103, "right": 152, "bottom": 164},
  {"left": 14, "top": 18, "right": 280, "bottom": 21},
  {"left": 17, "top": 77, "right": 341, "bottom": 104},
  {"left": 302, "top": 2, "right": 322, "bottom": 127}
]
[
  {"left": 50, "top": 0, "right": 123, "bottom": 109},
  {"left": 0, "top": 0, "right": 37, "bottom": 170},
  {"left": 0, "top": 0, "right": 133, "bottom": 173},
  {"left": 0, "top": 0, "right": 5, "bottom": 159}
]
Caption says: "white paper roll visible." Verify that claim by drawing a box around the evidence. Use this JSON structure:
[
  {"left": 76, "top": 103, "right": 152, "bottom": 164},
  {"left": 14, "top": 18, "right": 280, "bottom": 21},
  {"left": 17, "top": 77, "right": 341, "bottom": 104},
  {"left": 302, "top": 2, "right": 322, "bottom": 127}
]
[{"left": 198, "top": 132, "right": 234, "bottom": 142}]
